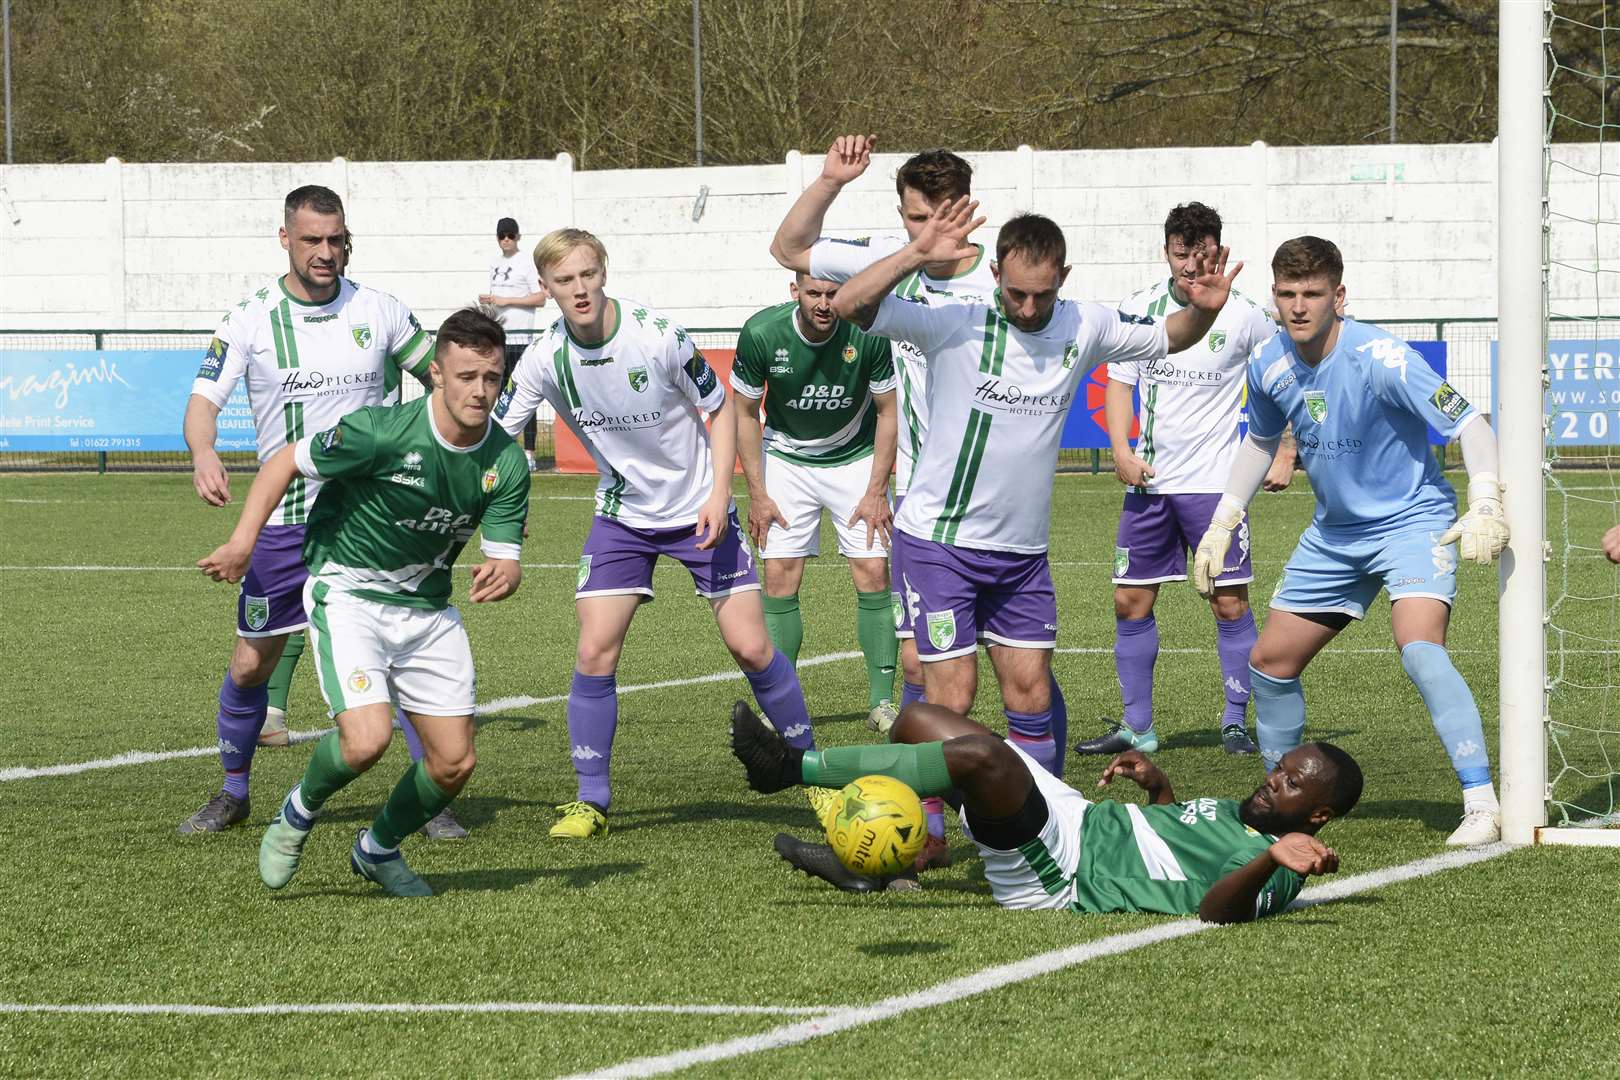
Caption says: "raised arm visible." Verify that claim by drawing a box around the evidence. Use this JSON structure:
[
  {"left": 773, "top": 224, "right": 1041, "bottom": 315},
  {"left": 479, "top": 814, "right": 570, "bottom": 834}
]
[
  {"left": 831, "top": 195, "right": 984, "bottom": 331},
  {"left": 1163, "top": 246, "right": 1243, "bottom": 353},
  {"left": 771, "top": 134, "right": 876, "bottom": 273}
]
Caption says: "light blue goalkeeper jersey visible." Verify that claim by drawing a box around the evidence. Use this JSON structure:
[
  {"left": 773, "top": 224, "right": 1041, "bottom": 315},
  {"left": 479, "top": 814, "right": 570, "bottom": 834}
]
[{"left": 1245, "top": 318, "right": 1479, "bottom": 538}]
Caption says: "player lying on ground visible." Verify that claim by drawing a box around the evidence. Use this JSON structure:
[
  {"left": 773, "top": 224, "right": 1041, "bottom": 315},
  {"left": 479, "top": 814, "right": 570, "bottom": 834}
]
[
  {"left": 1191, "top": 236, "right": 1509, "bottom": 845},
  {"left": 198, "top": 308, "right": 529, "bottom": 897},
  {"left": 730, "top": 700, "right": 1359, "bottom": 922}
]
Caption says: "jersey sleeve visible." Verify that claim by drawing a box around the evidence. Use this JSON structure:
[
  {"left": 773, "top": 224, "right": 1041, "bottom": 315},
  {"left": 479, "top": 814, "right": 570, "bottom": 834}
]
[
  {"left": 806, "top": 234, "right": 904, "bottom": 283},
  {"left": 384, "top": 299, "right": 434, "bottom": 381},
  {"left": 190, "top": 314, "right": 249, "bottom": 408},
  {"left": 295, "top": 407, "right": 380, "bottom": 481},
  {"left": 1079, "top": 302, "right": 1168, "bottom": 373},
  {"left": 729, "top": 321, "right": 767, "bottom": 399},
  {"left": 1244, "top": 347, "right": 1289, "bottom": 440},
  {"left": 864, "top": 333, "right": 897, "bottom": 394},
  {"left": 867, "top": 292, "right": 972, "bottom": 355},
  {"left": 478, "top": 443, "right": 531, "bottom": 561},
  {"left": 670, "top": 326, "right": 725, "bottom": 413},
  {"left": 1217, "top": 847, "right": 1306, "bottom": 920},
  {"left": 1364, "top": 335, "right": 1479, "bottom": 439},
  {"left": 494, "top": 339, "right": 552, "bottom": 438}
]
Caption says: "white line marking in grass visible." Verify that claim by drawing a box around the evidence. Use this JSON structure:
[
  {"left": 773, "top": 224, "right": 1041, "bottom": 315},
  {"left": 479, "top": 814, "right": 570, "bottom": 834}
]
[
  {"left": 0, "top": 651, "right": 863, "bottom": 784},
  {"left": 0, "top": 1001, "right": 833, "bottom": 1018},
  {"left": 567, "top": 844, "right": 1513, "bottom": 1080}
]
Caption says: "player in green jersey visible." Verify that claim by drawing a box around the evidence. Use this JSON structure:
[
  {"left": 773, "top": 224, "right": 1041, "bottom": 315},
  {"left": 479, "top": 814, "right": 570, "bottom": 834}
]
[
  {"left": 733, "top": 274, "right": 899, "bottom": 726},
  {"left": 732, "top": 700, "right": 1359, "bottom": 921},
  {"left": 198, "top": 308, "right": 529, "bottom": 897}
]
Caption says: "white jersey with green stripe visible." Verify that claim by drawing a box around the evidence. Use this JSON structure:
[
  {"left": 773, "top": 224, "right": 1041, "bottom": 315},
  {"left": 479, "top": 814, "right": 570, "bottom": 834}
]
[
  {"left": 493, "top": 299, "right": 727, "bottom": 528},
  {"left": 807, "top": 234, "right": 996, "bottom": 493},
  {"left": 191, "top": 276, "right": 434, "bottom": 526},
  {"left": 1110, "top": 281, "right": 1278, "bottom": 495},
  {"left": 1070, "top": 797, "right": 1303, "bottom": 918},
  {"left": 293, "top": 396, "right": 529, "bottom": 611},
  {"left": 869, "top": 290, "right": 1168, "bottom": 554}
]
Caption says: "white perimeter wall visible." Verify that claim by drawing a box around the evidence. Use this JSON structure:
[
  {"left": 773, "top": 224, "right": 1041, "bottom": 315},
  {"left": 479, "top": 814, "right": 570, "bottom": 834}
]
[{"left": 0, "top": 141, "right": 1612, "bottom": 332}]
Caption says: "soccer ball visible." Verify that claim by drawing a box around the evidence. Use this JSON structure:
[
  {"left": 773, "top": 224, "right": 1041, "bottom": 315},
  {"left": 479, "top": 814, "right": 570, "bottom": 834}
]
[{"left": 825, "top": 775, "right": 926, "bottom": 877}]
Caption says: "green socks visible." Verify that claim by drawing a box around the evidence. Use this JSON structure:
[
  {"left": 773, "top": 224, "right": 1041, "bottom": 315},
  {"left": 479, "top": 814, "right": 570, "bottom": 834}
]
[
  {"left": 856, "top": 590, "right": 898, "bottom": 708},
  {"left": 266, "top": 631, "right": 306, "bottom": 713},
  {"left": 298, "top": 731, "right": 360, "bottom": 812},
  {"left": 370, "top": 762, "right": 454, "bottom": 849},
  {"left": 763, "top": 593, "right": 804, "bottom": 665},
  {"left": 801, "top": 740, "right": 954, "bottom": 796}
]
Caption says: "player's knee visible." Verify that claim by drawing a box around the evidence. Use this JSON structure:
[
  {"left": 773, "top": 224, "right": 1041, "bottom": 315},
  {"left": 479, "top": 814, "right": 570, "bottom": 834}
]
[
  {"left": 1249, "top": 640, "right": 1299, "bottom": 680},
  {"left": 900, "top": 649, "right": 923, "bottom": 685},
  {"left": 228, "top": 647, "right": 278, "bottom": 686},
  {"left": 340, "top": 727, "right": 392, "bottom": 771},
  {"left": 1113, "top": 588, "right": 1152, "bottom": 621},
  {"left": 575, "top": 640, "right": 622, "bottom": 676},
  {"left": 941, "top": 733, "right": 1008, "bottom": 784},
  {"left": 428, "top": 747, "right": 476, "bottom": 793},
  {"left": 728, "top": 638, "right": 775, "bottom": 672}
]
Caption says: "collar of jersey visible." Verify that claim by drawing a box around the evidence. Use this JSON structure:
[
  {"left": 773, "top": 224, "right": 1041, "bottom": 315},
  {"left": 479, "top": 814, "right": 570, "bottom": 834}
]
[
  {"left": 1162, "top": 277, "right": 1191, "bottom": 310},
  {"left": 277, "top": 275, "right": 341, "bottom": 309},
  {"left": 992, "top": 288, "right": 1056, "bottom": 334},
  {"left": 923, "top": 242, "right": 985, "bottom": 282},
  {"left": 424, "top": 396, "right": 492, "bottom": 455},
  {"left": 564, "top": 298, "right": 622, "bottom": 350}
]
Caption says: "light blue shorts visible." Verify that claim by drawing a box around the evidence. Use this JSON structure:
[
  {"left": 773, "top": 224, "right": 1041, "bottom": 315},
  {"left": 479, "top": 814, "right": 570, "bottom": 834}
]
[{"left": 1269, "top": 521, "right": 1457, "bottom": 620}]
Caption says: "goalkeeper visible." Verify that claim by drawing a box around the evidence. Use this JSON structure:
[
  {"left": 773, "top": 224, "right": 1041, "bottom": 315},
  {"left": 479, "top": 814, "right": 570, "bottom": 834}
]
[{"left": 1191, "top": 236, "right": 1508, "bottom": 846}]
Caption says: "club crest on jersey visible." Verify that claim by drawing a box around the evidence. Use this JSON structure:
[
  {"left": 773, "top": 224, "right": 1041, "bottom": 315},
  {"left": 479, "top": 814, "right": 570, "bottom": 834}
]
[
  {"left": 481, "top": 467, "right": 499, "bottom": 493},
  {"left": 628, "top": 365, "right": 649, "bottom": 392},
  {"left": 318, "top": 426, "right": 343, "bottom": 452},
  {"left": 841, "top": 345, "right": 858, "bottom": 364},
  {"left": 577, "top": 554, "right": 593, "bottom": 591},
  {"left": 1062, "top": 343, "right": 1079, "bottom": 370},
  {"left": 926, "top": 610, "right": 957, "bottom": 652},
  {"left": 1114, "top": 546, "right": 1130, "bottom": 577},
  {"left": 1303, "top": 390, "right": 1328, "bottom": 424},
  {"left": 347, "top": 669, "right": 371, "bottom": 693},
  {"left": 1206, "top": 330, "right": 1228, "bottom": 352},
  {"left": 243, "top": 595, "right": 269, "bottom": 631},
  {"left": 351, "top": 324, "right": 372, "bottom": 349},
  {"left": 891, "top": 593, "right": 905, "bottom": 630}
]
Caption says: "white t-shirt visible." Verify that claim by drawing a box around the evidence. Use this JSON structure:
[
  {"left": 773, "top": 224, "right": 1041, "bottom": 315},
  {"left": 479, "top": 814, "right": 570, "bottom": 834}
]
[
  {"left": 1110, "top": 281, "right": 1278, "bottom": 494},
  {"left": 869, "top": 291, "right": 1167, "bottom": 554},
  {"left": 495, "top": 298, "right": 728, "bottom": 527},
  {"left": 190, "top": 276, "right": 433, "bottom": 526},
  {"left": 808, "top": 234, "right": 996, "bottom": 494},
  {"left": 487, "top": 251, "right": 543, "bottom": 335}
]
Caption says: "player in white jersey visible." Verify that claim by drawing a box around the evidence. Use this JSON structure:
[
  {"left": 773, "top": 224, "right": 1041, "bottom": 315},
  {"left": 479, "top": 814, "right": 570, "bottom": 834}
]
[
  {"left": 832, "top": 201, "right": 1240, "bottom": 819},
  {"left": 773, "top": 136, "right": 998, "bottom": 868},
  {"left": 495, "top": 229, "right": 826, "bottom": 839},
  {"left": 179, "top": 185, "right": 447, "bottom": 836},
  {"left": 1077, "top": 202, "right": 1295, "bottom": 759}
]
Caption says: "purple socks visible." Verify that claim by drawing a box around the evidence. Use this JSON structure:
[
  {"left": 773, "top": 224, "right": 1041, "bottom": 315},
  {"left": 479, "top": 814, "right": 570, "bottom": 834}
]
[
  {"left": 217, "top": 673, "right": 268, "bottom": 798},
  {"left": 744, "top": 649, "right": 815, "bottom": 750},
  {"left": 1216, "top": 611, "right": 1257, "bottom": 728},
  {"left": 901, "top": 680, "right": 926, "bottom": 711},
  {"left": 566, "top": 671, "right": 618, "bottom": 809},
  {"left": 1114, "top": 615, "right": 1158, "bottom": 734},
  {"left": 1048, "top": 676, "right": 1068, "bottom": 779},
  {"left": 1006, "top": 708, "right": 1057, "bottom": 777}
]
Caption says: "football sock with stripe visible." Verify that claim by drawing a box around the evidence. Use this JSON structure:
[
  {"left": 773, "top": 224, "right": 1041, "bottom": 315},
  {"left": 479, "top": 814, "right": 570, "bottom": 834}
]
[
  {"left": 1215, "top": 611, "right": 1256, "bottom": 728},
  {"left": 801, "top": 740, "right": 953, "bottom": 796},
  {"left": 1114, "top": 616, "right": 1158, "bottom": 734},
  {"left": 1006, "top": 708, "right": 1057, "bottom": 777},
  {"left": 1251, "top": 666, "right": 1306, "bottom": 773},
  {"left": 761, "top": 594, "right": 803, "bottom": 666},
  {"left": 922, "top": 797, "right": 947, "bottom": 839},
  {"left": 217, "top": 673, "right": 268, "bottom": 799},
  {"left": 566, "top": 671, "right": 617, "bottom": 809},
  {"left": 744, "top": 649, "right": 815, "bottom": 750},
  {"left": 856, "top": 590, "right": 898, "bottom": 708},
  {"left": 1400, "top": 641, "right": 1494, "bottom": 792},
  {"left": 369, "top": 762, "right": 454, "bottom": 850},
  {"left": 264, "top": 631, "right": 305, "bottom": 716},
  {"left": 297, "top": 730, "right": 361, "bottom": 812}
]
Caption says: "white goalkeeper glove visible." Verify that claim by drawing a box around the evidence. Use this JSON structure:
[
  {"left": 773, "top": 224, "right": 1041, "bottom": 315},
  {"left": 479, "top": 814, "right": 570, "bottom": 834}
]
[
  {"left": 1438, "top": 473, "right": 1509, "bottom": 565},
  {"left": 1192, "top": 496, "right": 1247, "bottom": 597}
]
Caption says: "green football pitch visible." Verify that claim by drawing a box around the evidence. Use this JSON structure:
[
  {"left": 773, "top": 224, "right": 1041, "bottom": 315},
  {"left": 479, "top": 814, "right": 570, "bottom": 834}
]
[{"left": 1, "top": 471, "right": 1617, "bottom": 1078}]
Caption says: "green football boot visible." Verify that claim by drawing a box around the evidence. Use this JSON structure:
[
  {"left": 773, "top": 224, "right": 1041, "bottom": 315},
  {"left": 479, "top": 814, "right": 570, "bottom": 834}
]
[
  {"left": 258, "top": 794, "right": 315, "bottom": 889},
  {"left": 349, "top": 832, "right": 433, "bottom": 897}
]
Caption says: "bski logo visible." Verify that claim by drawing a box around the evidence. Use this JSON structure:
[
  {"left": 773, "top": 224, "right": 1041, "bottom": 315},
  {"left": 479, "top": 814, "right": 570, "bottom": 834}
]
[{"left": 771, "top": 347, "right": 792, "bottom": 374}]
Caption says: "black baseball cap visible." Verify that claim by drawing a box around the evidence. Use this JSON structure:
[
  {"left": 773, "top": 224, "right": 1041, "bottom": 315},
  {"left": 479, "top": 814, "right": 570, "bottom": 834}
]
[{"left": 496, "top": 217, "right": 520, "bottom": 238}]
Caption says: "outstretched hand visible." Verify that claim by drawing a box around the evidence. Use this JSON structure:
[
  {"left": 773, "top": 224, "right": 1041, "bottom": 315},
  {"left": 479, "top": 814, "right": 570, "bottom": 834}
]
[
  {"left": 907, "top": 195, "right": 985, "bottom": 268},
  {"left": 1268, "top": 833, "right": 1339, "bottom": 877},
  {"left": 821, "top": 134, "right": 876, "bottom": 186},
  {"left": 1181, "top": 245, "right": 1243, "bottom": 315},
  {"left": 1097, "top": 749, "right": 1166, "bottom": 793}
]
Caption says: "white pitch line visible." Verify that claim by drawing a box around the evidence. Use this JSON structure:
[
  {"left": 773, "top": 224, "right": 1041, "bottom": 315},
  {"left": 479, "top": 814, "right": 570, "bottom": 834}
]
[
  {"left": 567, "top": 844, "right": 1514, "bottom": 1080},
  {"left": 0, "top": 650, "right": 862, "bottom": 784},
  {"left": 0, "top": 1001, "right": 833, "bottom": 1019}
]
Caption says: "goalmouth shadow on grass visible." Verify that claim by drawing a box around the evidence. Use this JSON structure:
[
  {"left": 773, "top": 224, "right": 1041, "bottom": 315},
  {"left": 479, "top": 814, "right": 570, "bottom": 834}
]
[{"left": 1349, "top": 798, "right": 1469, "bottom": 832}]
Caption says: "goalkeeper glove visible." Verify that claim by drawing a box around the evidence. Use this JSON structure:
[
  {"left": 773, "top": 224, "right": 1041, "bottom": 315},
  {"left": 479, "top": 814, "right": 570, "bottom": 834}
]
[
  {"left": 1438, "top": 473, "right": 1509, "bottom": 565},
  {"left": 1192, "top": 496, "right": 1247, "bottom": 597}
]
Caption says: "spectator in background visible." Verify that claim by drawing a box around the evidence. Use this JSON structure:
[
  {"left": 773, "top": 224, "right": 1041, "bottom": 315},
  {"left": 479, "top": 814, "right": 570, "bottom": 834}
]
[{"left": 480, "top": 216, "right": 549, "bottom": 469}]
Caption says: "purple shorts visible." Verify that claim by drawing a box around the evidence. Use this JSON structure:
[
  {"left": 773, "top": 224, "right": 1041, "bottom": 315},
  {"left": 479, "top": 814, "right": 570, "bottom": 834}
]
[
  {"left": 891, "top": 530, "right": 1057, "bottom": 661},
  {"left": 890, "top": 493, "right": 912, "bottom": 639},
  {"left": 239, "top": 524, "right": 310, "bottom": 637},
  {"left": 576, "top": 510, "right": 761, "bottom": 601},
  {"left": 1113, "top": 492, "right": 1253, "bottom": 586}
]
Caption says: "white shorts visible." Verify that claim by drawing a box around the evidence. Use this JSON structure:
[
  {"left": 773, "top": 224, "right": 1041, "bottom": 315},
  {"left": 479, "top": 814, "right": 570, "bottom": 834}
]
[
  {"left": 758, "top": 453, "right": 889, "bottom": 561},
  {"left": 961, "top": 744, "right": 1091, "bottom": 911},
  {"left": 303, "top": 580, "right": 477, "bottom": 718}
]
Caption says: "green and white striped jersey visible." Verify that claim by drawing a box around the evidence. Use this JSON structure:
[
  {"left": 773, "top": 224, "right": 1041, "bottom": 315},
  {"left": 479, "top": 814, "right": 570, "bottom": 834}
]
[
  {"left": 191, "top": 276, "right": 433, "bottom": 526},
  {"left": 294, "top": 396, "right": 529, "bottom": 611},
  {"left": 1111, "top": 281, "right": 1278, "bottom": 494},
  {"left": 871, "top": 290, "right": 1167, "bottom": 554},
  {"left": 1070, "top": 797, "right": 1303, "bottom": 918},
  {"left": 730, "top": 302, "right": 895, "bottom": 467},
  {"left": 808, "top": 235, "right": 995, "bottom": 492},
  {"left": 494, "top": 299, "right": 726, "bottom": 528}
]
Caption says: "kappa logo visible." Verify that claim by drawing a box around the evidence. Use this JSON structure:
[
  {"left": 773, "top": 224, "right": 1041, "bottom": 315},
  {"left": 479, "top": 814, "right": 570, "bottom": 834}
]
[
  {"left": 347, "top": 669, "right": 371, "bottom": 693},
  {"left": 571, "top": 745, "right": 604, "bottom": 761},
  {"left": 1357, "top": 336, "right": 1410, "bottom": 382},
  {"left": 351, "top": 324, "right": 372, "bottom": 349},
  {"left": 243, "top": 594, "right": 270, "bottom": 631},
  {"left": 1432, "top": 537, "right": 1456, "bottom": 578},
  {"left": 579, "top": 353, "right": 614, "bottom": 366},
  {"left": 576, "top": 554, "right": 593, "bottom": 591},
  {"left": 481, "top": 467, "right": 499, "bottom": 493},
  {"left": 402, "top": 450, "right": 423, "bottom": 470},
  {"left": 1455, "top": 739, "right": 1482, "bottom": 759},
  {"left": 781, "top": 724, "right": 810, "bottom": 740},
  {"left": 1304, "top": 390, "right": 1328, "bottom": 424},
  {"left": 628, "top": 365, "right": 649, "bottom": 392},
  {"left": 901, "top": 574, "right": 921, "bottom": 629},
  {"left": 926, "top": 610, "right": 957, "bottom": 652},
  {"left": 1236, "top": 519, "right": 1252, "bottom": 562},
  {"left": 1225, "top": 675, "right": 1249, "bottom": 698},
  {"left": 218, "top": 738, "right": 241, "bottom": 755},
  {"left": 1114, "top": 546, "right": 1130, "bottom": 577}
]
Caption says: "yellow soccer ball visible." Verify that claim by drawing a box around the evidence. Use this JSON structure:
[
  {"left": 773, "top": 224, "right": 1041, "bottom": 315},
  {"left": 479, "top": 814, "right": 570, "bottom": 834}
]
[{"left": 825, "top": 775, "right": 926, "bottom": 877}]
